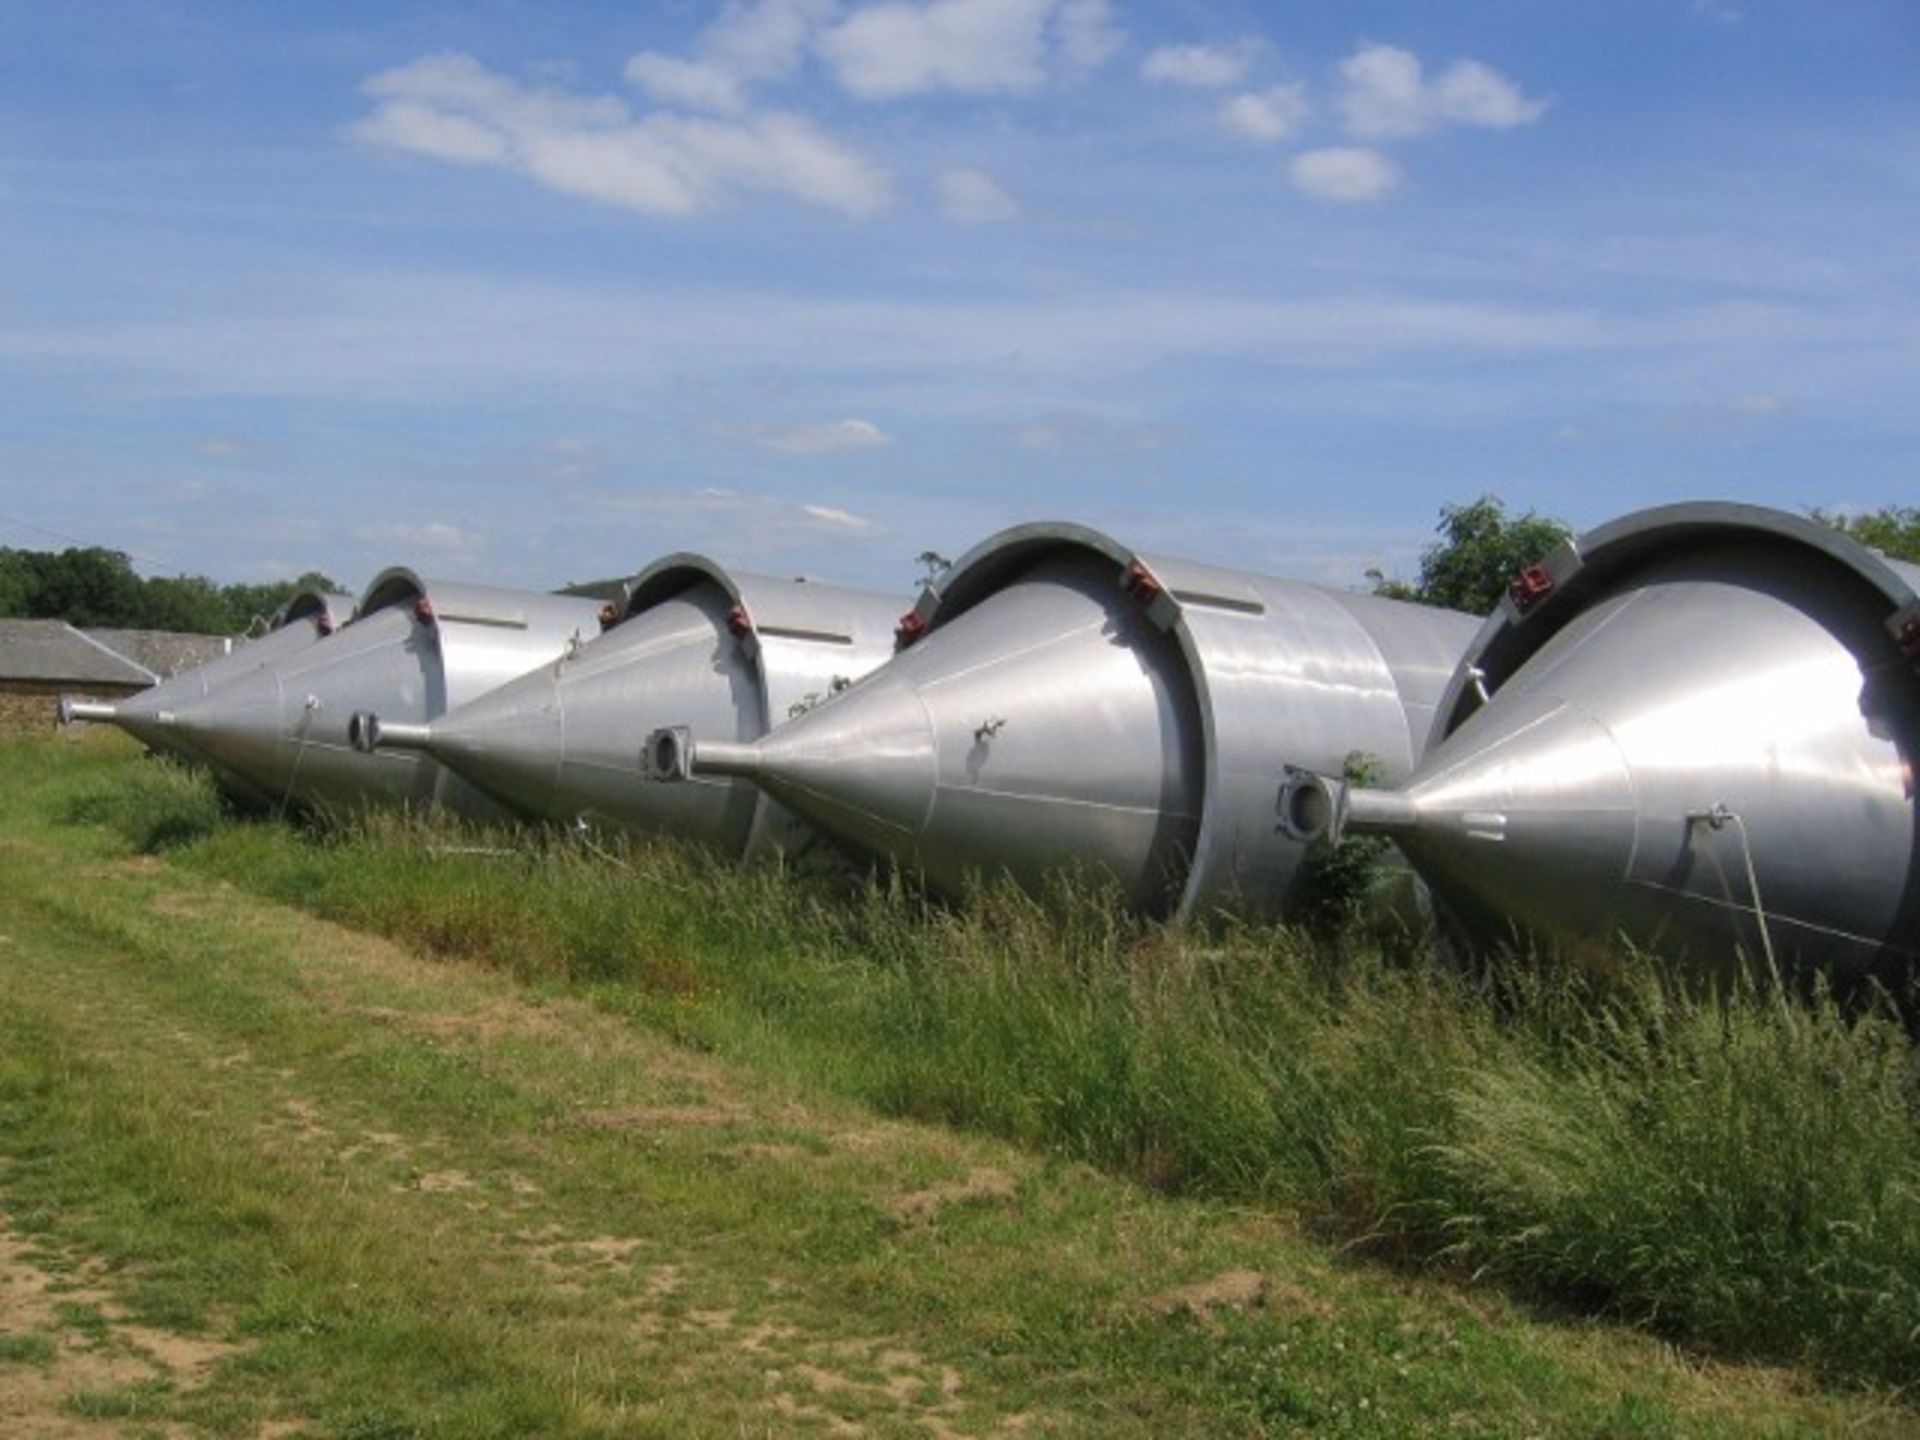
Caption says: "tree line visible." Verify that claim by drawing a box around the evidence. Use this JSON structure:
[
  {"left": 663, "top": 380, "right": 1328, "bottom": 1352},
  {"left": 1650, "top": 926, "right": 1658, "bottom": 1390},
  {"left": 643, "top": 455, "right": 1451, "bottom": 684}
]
[
  {"left": 0, "top": 546, "right": 340, "bottom": 637},
  {"left": 4, "top": 503, "right": 1915, "bottom": 635},
  {"left": 1369, "top": 498, "right": 1920, "bottom": 614}
]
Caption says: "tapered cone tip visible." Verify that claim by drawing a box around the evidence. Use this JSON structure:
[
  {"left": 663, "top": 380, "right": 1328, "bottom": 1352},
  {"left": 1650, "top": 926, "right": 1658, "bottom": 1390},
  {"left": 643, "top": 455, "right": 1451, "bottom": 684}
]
[
  {"left": 1372, "top": 540, "right": 1920, "bottom": 977},
  {"left": 394, "top": 669, "right": 567, "bottom": 820},
  {"left": 702, "top": 554, "right": 1204, "bottom": 911},
  {"left": 710, "top": 672, "right": 938, "bottom": 861},
  {"left": 1374, "top": 690, "right": 1638, "bottom": 951},
  {"left": 163, "top": 669, "right": 289, "bottom": 797}
]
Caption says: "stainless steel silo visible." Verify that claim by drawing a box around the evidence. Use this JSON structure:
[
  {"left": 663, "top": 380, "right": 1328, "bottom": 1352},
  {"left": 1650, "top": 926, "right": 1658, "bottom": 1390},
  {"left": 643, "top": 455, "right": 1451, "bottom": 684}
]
[
  {"left": 163, "top": 569, "right": 603, "bottom": 819},
  {"left": 59, "top": 587, "right": 357, "bottom": 800},
  {"left": 650, "top": 521, "right": 1479, "bottom": 920},
  {"left": 350, "top": 555, "right": 904, "bottom": 861},
  {"left": 1279, "top": 502, "right": 1920, "bottom": 985}
]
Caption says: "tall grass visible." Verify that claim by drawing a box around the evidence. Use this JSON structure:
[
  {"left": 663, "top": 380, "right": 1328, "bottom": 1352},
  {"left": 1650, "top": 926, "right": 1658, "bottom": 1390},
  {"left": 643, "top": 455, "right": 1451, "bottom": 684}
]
[{"left": 37, "top": 743, "right": 1920, "bottom": 1390}]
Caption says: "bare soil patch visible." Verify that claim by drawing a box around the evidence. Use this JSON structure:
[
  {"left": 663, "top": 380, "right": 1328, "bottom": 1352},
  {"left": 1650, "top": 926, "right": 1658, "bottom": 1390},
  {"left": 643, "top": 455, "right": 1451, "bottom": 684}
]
[
  {"left": 1145, "top": 1267, "right": 1277, "bottom": 1324},
  {"left": 0, "top": 1208, "right": 243, "bottom": 1437},
  {"left": 888, "top": 1167, "right": 1018, "bottom": 1223}
]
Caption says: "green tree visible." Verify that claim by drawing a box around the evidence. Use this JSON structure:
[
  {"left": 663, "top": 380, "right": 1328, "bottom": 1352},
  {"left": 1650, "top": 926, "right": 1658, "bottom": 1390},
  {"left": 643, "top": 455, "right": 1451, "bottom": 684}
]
[
  {"left": 1371, "top": 495, "right": 1572, "bottom": 616},
  {"left": 27, "top": 547, "right": 146, "bottom": 627},
  {"left": 142, "top": 575, "right": 238, "bottom": 634},
  {"left": 0, "top": 544, "right": 342, "bottom": 633},
  {"left": 1812, "top": 505, "right": 1920, "bottom": 564},
  {"left": 0, "top": 549, "right": 32, "bottom": 617}
]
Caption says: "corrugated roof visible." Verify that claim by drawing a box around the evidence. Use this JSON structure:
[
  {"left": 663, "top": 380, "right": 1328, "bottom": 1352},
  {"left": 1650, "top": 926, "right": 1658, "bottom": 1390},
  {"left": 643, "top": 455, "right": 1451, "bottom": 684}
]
[{"left": 0, "top": 619, "right": 157, "bottom": 686}]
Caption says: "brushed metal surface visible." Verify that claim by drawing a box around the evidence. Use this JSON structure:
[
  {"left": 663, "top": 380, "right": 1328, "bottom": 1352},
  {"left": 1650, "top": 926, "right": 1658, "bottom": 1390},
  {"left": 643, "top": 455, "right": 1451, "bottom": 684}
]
[
  {"left": 166, "top": 569, "right": 601, "bottom": 819},
  {"left": 1330, "top": 503, "right": 1920, "bottom": 984},
  {"left": 673, "top": 522, "right": 1479, "bottom": 919},
  {"left": 60, "top": 587, "right": 355, "bottom": 803},
  {"left": 357, "top": 556, "right": 904, "bottom": 861}
]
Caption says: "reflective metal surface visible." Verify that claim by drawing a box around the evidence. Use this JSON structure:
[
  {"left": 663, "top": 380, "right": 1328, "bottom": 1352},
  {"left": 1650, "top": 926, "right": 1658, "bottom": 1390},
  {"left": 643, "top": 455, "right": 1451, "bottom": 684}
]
[
  {"left": 59, "top": 588, "right": 355, "bottom": 802},
  {"left": 355, "top": 556, "right": 903, "bottom": 861},
  {"left": 659, "top": 522, "right": 1479, "bottom": 919},
  {"left": 1299, "top": 503, "right": 1920, "bottom": 985},
  {"left": 165, "top": 569, "right": 602, "bottom": 819}
]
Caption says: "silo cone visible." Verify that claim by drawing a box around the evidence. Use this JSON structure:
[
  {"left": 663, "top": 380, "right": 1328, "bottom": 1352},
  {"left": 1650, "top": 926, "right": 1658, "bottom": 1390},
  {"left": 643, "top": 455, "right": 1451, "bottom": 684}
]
[
  {"left": 1279, "top": 502, "right": 1920, "bottom": 986},
  {"left": 650, "top": 522, "right": 1479, "bottom": 920},
  {"left": 60, "top": 588, "right": 357, "bottom": 804},
  {"left": 350, "top": 556, "right": 903, "bottom": 861},
  {"left": 164, "top": 569, "right": 602, "bottom": 820},
  {"left": 59, "top": 588, "right": 354, "bottom": 751}
]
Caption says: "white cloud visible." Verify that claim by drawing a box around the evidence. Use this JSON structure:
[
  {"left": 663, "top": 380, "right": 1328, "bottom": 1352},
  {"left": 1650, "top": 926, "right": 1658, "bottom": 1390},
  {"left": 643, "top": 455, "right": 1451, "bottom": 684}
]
[
  {"left": 1337, "top": 43, "right": 1545, "bottom": 140},
  {"left": 1219, "top": 83, "right": 1309, "bottom": 143},
  {"left": 354, "top": 101, "right": 509, "bottom": 164},
  {"left": 356, "top": 53, "right": 890, "bottom": 218},
  {"left": 1141, "top": 42, "right": 1253, "bottom": 89},
  {"left": 194, "top": 435, "right": 254, "bottom": 458},
  {"left": 1053, "top": 0, "right": 1123, "bottom": 72},
  {"left": 595, "top": 487, "right": 888, "bottom": 552},
  {"left": 1289, "top": 147, "right": 1399, "bottom": 203},
  {"left": 819, "top": 0, "right": 1116, "bottom": 99},
  {"left": 821, "top": 0, "right": 1051, "bottom": 98},
  {"left": 751, "top": 417, "right": 895, "bottom": 454},
  {"left": 800, "top": 502, "right": 883, "bottom": 533},
  {"left": 622, "top": 53, "right": 747, "bottom": 113},
  {"left": 621, "top": 0, "right": 837, "bottom": 113},
  {"left": 703, "top": 0, "right": 837, "bottom": 82},
  {"left": 940, "top": 167, "right": 1018, "bottom": 223},
  {"left": 1729, "top": 392, "right": 1787, "bottom": 416}
]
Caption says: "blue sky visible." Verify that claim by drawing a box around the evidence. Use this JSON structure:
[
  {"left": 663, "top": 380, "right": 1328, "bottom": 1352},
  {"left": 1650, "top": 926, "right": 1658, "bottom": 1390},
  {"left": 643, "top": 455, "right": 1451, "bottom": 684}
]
[{"left": 3, "top": 1, "right": 1916, "bottom": 598}]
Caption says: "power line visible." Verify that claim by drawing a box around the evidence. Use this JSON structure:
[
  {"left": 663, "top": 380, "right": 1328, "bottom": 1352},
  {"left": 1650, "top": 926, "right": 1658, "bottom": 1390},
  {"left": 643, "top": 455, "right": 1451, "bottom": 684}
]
[{"left": 0, "top": 510, "right": 187, "bottom": 576}]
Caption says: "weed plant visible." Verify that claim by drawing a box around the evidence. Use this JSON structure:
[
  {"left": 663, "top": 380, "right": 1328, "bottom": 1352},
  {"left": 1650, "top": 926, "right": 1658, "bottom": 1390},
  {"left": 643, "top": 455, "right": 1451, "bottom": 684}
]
[{"left": 31, "top": 740, "right": 1920, "bottom": 1390}]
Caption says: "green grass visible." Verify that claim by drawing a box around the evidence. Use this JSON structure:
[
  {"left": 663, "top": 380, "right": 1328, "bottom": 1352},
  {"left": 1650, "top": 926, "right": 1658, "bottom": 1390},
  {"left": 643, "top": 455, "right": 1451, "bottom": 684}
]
[{"left": 3, "top": 730, "right": 1918, "bottom": 1435}]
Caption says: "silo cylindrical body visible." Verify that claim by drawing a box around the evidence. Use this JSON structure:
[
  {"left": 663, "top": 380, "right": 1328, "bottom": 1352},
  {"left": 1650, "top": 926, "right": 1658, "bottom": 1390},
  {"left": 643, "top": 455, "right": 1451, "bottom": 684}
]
[
  {"left": 353, "top": 557, "right": 904, "bottom": 862},
  {"left": 60, "top": 588, "right": 356, "bottom": 802},
  {"left": 164, "top": 569, "right": 602, "bottom": 819},
  {"left": 658, "top": 521, "right": 1479, "bottom": 920},
  {"left": 1304, "top": 502, "right": 1920, "bottom": 987}
]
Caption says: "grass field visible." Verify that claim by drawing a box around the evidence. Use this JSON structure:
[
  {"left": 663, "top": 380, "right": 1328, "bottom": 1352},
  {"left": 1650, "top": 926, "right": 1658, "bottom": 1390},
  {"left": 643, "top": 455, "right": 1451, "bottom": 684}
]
[{"left": 0, "top": 728, "right": 1916, "bottom": 1437}]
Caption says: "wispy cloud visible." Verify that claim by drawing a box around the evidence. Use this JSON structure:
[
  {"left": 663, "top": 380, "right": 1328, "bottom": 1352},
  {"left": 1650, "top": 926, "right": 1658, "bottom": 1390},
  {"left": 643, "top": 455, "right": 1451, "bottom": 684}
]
[
  {"left": 621, "top": 53, "right": 748, "bottom": 114},
  {"left": 354, "top": 520, "right": 487, "bottom": 568},
  {"left": 800, "top": 502, "right": 883, "bottom": 533},
  {"left": 355, "top": 52, "right": 890, "bottom": 218},
  {"left": 939, "top": 167, "right": 1019, "bottom": 223},
  {"left": 1141, "top": 41, "right": 1256, "bottom": 90},
  {"left": 1219, "top": 83, "right": 1310, "bottom": 144},
  {"left": 592, "top": 486, "right": 889, "bottom": 557},
  {"left": 749, "top": 417, "right": 895, "bottom": 455},
  {"left": 1010, "top": 410, "right": 1179, "bottom": 452}
]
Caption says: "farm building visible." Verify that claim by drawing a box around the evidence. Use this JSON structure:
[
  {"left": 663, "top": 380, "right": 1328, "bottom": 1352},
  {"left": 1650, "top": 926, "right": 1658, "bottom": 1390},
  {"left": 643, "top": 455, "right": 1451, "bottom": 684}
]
[{"left": 0, "top": 618, "right": 229, "bottom": 728}]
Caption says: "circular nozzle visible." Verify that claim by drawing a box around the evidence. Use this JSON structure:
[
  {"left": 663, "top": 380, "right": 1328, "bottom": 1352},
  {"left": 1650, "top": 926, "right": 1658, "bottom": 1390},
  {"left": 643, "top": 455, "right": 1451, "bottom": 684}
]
[
  {"left": 1278, "top": 767, "right": 1341, "bottom": 844},
  {"left": 350, "top": 714, "right": 433, "bottom": 753},
  {"left": 643, "top": 726, "right": 760, "bottom": 782},
  {"left": 348, "top": 711, "right": 379, "bottom": 753},
  {"left": 59, "top": 697, "right": 117, "bottom": 726}
]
